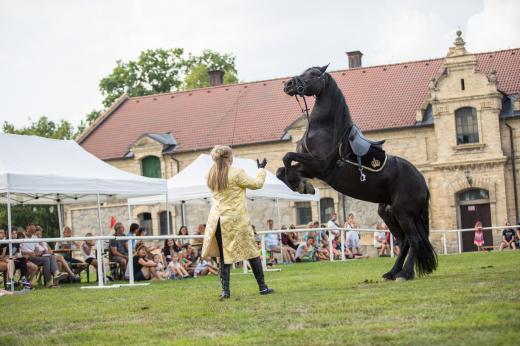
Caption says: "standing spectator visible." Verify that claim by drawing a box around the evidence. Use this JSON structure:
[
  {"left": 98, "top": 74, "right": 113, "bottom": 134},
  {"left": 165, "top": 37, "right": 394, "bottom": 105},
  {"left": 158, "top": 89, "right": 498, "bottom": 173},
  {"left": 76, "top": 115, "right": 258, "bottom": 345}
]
[
  {"left": 109, "top": 222, "right": 128, "bottom": 274},
  {"left": 81, "top": 233, "right": 98, "bottom": 270},
  {"left": 473, "top": 221, "right": 485, "bottom": 251},
  {"left": 294, "top": 237, "right": 316, "bottom": 262},
  {"left": 499, "top": 222, "right": 517, "bottom": 250},
  {"left": 265, "top": 219, "right": 281, "bottom": 265},
  {"left": 344, "top": 215, "right": 361, "bottom": 258}
]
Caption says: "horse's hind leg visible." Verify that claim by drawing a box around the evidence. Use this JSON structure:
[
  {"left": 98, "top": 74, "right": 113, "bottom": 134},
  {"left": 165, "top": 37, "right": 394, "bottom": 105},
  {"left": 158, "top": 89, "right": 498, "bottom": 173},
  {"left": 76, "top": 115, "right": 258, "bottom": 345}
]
[{"left": 378, "top": 204, "right": 409, "bottom": 280}]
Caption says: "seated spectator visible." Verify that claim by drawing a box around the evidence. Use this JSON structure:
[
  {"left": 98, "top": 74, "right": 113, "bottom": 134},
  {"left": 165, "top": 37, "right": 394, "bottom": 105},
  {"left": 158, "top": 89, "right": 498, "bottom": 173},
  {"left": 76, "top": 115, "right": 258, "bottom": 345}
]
[
  {"left": 179, "top": 246, "right": 194, "bottom": 275},
  {"left": 167, "top": 252, "right": 190, "bottom": 278},
  {"left": 162, "top": 238, "right": 180, "bottom": 265},
  {"left": 499, "top": 222, "right": 517, "bottom": 250},
  {"left": 20, "top": 224, "right": 67, "bottom": 287},
  {"left": 55, "top": 226, "right": 85, "bottom": 267},
  {"left": 152, "top": 254, "right": 168, "bottom": 280},
  {"left": 176, "top": 226, "right": 190, "bottom": 247},
  {"left": 294, "top": 237, "right": 316, "bottom": 262},
  {"left": 193, "top": 257, "right": 219, "bottom": 277},
  {"left": 0, "top": 228, "right": 32, "bottom": 290},
  {"left": 109, "top": 223, "right": 128, "bottom": 274},
  {"left": 281, "top": 226, "right": 296, "bottom": 264},
  {"left": 374, "top": 221, "right": 390, "bottom": 256},
  {"left": 81, "top": 233, "right": 98, "bottom": 270},
  {"left": 35, "top": 227, "right": 78, "bottom": 280},
  {"left": 133, "top": 245, "right": 160, "bottom": 281},
  {"left": 127, "top": 223, "right": 140, "bottom": 250},
  {"left": 190, "top": 224, "right": 205, "bottom": 254}
]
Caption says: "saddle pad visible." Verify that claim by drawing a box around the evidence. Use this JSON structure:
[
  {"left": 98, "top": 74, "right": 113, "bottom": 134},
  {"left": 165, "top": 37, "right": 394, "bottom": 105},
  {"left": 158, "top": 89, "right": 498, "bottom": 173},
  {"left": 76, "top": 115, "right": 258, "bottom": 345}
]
[{"left": 344, "top": 146, "right": 387, "bottom": 172}]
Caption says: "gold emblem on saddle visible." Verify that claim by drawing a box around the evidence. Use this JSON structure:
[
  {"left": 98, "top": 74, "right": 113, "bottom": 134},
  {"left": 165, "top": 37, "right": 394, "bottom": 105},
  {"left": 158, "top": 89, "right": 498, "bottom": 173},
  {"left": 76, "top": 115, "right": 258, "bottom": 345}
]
[{"left": 371, "top": 157, "right": 381, "bottom": 169}]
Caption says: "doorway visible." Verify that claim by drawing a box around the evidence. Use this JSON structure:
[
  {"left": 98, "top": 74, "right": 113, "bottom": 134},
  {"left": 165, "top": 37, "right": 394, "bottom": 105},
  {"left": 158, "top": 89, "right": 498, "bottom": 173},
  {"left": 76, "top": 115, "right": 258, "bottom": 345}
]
[{"left": 458, "top": 189, "right": 492, "bottom": 252}]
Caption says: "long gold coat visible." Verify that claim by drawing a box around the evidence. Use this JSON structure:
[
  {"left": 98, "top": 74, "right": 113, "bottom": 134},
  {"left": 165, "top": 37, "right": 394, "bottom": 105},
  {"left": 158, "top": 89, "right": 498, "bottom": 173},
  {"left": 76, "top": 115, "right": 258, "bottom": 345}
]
[{"left": 201, "top": 167, "right": 266, "bottom": 264}]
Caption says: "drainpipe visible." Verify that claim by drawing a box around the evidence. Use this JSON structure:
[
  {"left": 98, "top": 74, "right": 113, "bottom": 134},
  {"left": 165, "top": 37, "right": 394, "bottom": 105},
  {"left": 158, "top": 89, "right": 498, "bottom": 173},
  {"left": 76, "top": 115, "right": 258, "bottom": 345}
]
[
  {"left": 505, "top": 121, "right": 519, "bottom": 223},
  {"left": 170, "top": 155, "right": 180, "bottom": 174}
]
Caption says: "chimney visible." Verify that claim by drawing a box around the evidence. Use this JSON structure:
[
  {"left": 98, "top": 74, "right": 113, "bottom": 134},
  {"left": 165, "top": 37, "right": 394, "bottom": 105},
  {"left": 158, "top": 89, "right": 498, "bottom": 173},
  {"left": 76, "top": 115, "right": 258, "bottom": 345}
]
[
  {"left": 346, "top": 51, "right": 363, "bottom": 69},
  {"left": 208, "top": 70, "right": 224, "bottom": 86}
]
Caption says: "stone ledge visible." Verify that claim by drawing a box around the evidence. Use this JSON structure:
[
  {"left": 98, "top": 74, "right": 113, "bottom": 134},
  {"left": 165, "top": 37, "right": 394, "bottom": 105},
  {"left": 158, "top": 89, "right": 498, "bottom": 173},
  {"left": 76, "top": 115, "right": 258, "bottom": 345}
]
[{"left": 452, "top": 143, "right": 486, "bottom": 152}]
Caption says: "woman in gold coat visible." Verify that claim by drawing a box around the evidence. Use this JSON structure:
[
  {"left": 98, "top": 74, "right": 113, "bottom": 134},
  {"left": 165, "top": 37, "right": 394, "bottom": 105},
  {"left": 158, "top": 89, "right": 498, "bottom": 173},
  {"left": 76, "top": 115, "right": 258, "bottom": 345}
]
[{"left": 201, "top": 145, "right": 274, "bottom": 300}]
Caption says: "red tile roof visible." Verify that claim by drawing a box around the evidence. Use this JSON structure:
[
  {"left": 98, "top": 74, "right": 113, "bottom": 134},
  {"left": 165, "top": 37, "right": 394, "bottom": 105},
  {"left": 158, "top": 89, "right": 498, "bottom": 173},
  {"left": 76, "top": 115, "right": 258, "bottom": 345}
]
[{"left": 79, "top": 48, "right": 520, "bottom": 160}]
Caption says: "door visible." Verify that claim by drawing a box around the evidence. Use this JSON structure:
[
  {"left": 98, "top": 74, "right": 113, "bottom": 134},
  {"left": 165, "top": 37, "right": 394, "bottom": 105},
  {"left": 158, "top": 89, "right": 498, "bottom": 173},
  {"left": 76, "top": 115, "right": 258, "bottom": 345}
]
[{"left": 459, "top": 203, "right": 492, "bottom": 252}]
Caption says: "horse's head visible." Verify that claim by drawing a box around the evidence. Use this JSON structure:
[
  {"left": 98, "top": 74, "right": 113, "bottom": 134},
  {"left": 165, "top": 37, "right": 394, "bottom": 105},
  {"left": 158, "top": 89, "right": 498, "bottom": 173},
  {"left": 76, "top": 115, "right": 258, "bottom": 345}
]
[{"left": 284, "top": 64, "right": 329, "bottom": 97}]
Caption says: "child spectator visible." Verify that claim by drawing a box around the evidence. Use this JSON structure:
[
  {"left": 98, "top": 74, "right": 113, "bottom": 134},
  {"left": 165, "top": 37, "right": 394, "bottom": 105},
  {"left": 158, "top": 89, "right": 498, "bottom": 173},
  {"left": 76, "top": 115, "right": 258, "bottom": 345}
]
[
  {"left": 193, "top": 258, "right": 219, "bottom": 277},
  {"left": 81, "top": 233, "right": 98, "bottom": 270},
  {"left": 152, "top": 254, "right": 167, "bottom": 280},
  {"left": 167, "top": 252, "right": 190, "bottom": 278},
  {"left": 344, "top": 218, "right": 361, "bottom": 258},
  {"left": 473, "top": 221, "right": 485, "bottom": 251},
  {"left": 374, "top": 221, "right": 390, "bottom": 256}
]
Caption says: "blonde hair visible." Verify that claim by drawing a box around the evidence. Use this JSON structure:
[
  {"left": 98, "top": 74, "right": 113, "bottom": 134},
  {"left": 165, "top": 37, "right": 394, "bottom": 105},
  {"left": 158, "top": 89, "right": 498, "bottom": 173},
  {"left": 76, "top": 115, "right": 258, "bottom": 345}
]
[{"left": 207, "top": 145, "right": 233, "bottom": 192}]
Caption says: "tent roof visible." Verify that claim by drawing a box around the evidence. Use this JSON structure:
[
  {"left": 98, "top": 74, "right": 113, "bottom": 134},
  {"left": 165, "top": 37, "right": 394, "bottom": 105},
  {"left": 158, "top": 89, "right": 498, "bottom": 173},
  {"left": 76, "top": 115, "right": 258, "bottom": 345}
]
[
  {"left": 0, "top": 133, "right": 167, "bottom": 204},
  {"left": 128, "top": 154, "right": 319, "bottom": 205}
]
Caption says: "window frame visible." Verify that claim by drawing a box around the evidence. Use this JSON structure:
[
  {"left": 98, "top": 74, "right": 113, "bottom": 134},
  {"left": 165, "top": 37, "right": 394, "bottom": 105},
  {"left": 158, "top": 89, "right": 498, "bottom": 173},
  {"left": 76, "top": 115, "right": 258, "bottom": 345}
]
[{"left": 455, "top": 107, "right": 479, "bottom": 145}]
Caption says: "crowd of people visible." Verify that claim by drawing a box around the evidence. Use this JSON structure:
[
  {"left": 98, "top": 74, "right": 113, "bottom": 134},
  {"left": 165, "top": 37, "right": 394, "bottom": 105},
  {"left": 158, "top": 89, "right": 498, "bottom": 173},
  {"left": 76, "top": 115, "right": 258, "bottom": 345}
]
[{"left": 2, "top": 215, "right": 519, "bottom": 291}]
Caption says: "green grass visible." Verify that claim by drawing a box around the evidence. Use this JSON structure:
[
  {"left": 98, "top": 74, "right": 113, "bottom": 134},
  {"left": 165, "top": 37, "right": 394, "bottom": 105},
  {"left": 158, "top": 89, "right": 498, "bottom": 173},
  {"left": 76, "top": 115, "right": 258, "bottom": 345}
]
[{"left": 2, "top": 251, "right": 520, "bottom": 345}]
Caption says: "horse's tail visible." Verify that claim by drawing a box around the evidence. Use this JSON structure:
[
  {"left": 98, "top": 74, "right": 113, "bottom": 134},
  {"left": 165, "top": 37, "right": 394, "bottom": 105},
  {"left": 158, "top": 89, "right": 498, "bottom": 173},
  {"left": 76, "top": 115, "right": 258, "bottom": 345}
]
[{"left": 414, "top": 189, "right": 438, "bottom": 276}]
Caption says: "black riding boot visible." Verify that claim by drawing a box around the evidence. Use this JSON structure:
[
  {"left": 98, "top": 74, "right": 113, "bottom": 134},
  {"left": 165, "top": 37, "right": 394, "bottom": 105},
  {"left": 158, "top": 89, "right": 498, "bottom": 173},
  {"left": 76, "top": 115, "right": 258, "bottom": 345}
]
[
  {"left": 248, "top": 257, "right": 274, "bottom": 295},
  {"left": 219, "top": 263, "right": 231, "bottom": 300}
]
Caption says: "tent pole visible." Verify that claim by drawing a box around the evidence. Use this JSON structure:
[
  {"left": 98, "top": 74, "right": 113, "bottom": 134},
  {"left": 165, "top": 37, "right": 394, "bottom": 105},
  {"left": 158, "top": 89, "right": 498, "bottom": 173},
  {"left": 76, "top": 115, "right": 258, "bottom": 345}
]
[
  {"left": 7, "top": 191, "right": 14, "bottom": 292},
  {"left": 181, "top": 201, "right": 186, "bottom": 227},
  {"left": 96, "top": 193, "right": 103, "bottom": 237},
  {"left": 57, "top": 201, "right": 63, "bottom": 237},
  {"left": 166, "top": 191, "right": 170, "bottom": 235},
  {"left": 127, "top": 202, "right": 132, "bottom": 227},
  {"left": 276, "top": 198, "right": 282, "bottom": 264}
]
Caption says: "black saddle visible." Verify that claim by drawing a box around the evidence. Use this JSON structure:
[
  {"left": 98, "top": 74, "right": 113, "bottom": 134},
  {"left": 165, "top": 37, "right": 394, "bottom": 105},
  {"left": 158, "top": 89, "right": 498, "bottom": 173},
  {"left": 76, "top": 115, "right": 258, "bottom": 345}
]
[
  {"left": 339, "top": 125, "right": 386, "bottom": 182},
  {"left": 348, "top": 125, "right": 385, "bottom": 157}
]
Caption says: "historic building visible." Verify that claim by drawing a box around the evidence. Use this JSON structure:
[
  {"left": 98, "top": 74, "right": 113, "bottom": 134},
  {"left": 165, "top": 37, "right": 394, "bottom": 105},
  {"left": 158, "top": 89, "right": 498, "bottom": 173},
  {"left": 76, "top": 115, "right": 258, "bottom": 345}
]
[{"left": 71, "top": 32, "right": 520, "bottom": 252}]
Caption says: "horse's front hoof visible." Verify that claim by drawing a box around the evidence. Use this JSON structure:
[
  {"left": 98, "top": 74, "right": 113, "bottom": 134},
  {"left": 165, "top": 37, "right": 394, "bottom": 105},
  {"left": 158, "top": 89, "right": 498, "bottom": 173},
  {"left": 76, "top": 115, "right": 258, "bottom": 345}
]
[
  {"left": 395, "top": 277, "right": 407, "bottom": 282},
  {"left": 297, "top": 181, "right": 306, "bottom": 194}
]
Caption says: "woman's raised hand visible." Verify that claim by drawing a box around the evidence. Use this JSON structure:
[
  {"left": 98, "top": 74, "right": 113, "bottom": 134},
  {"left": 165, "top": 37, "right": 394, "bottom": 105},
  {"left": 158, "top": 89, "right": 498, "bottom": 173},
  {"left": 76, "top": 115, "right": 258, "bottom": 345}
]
[{"left": 256, "top": 158, "right": 267, "bottom": 168}]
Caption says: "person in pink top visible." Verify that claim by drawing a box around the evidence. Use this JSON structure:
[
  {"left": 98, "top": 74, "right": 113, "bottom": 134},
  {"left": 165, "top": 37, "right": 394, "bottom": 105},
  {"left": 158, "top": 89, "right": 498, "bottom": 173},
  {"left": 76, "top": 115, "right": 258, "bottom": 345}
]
[{"left": 473, "top": 221, "right": 485, "bottom": 251}]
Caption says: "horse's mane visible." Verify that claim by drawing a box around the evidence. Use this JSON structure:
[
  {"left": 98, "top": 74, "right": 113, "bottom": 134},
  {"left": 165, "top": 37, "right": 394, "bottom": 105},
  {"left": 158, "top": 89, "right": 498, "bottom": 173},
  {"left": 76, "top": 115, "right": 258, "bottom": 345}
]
[{"left": 322, "top": 73, "right": 352, "bottom": 154}]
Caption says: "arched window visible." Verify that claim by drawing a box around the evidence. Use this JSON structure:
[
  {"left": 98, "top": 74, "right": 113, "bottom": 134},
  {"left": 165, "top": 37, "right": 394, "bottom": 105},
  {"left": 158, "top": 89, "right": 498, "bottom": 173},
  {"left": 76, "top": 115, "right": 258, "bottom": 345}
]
[
  {"left": 295, "top": 202, "right": 312, "bottom": 225},
  {"left": 320, "top": 198, "right": 334, "bottom": 223},
  {"left": 158, "top": 211, "right": 172, "bottom": 235},
  {"left": 141, "top": 156, "right": 161, "bottom": 178},
  {"left": 455, "top": 107, "right": 479, "bottom": 144}
]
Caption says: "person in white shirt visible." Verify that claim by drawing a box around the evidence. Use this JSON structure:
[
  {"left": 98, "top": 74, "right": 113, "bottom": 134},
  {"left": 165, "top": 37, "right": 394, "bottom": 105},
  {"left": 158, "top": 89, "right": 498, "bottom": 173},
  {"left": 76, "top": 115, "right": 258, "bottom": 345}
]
[{"left": 264, "top": 219, "right": 281, "bottom": 264}]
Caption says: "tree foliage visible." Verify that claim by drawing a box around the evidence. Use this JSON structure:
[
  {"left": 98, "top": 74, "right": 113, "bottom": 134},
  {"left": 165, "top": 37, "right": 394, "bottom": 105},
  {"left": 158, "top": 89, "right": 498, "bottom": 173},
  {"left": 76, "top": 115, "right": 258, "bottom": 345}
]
[
  {"left": 2, "top": 116, "right": 75, "bottom": 140},
  {"left": 99, "top": 48, "right": 238, "bottom": 107}
]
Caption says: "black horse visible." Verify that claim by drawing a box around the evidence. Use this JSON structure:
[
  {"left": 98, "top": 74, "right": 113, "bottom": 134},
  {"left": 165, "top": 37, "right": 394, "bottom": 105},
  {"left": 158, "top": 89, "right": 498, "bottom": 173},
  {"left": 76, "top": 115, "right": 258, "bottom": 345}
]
[{"left": 277, "top": 65, "right": 437, "bottom": 280}]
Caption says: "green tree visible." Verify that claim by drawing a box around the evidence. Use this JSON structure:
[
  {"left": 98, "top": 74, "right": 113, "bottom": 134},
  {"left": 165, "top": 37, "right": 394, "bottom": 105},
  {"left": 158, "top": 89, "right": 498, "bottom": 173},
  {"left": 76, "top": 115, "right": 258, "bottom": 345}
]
[
  {"left": 184, "top": 50, "right": 238, "bottom": 89},
  {"left": 75, "top": 109, "right": 102, "bottom": 137},
  {"left": 99, "top": 48, "right": 188, "bottom": 107},
  {"left": 99, "top": 48, "right": 238, "bottom": 107},
  {"left": 2, "top": 116, "right": 74, "bottom": 140}
]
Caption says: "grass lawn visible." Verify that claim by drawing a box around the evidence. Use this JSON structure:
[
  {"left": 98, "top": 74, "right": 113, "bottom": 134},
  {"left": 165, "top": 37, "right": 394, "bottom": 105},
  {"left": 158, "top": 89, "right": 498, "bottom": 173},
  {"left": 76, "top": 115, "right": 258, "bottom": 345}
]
[{"left": 2, "top": 251, "right": 519, "bottom": 345}]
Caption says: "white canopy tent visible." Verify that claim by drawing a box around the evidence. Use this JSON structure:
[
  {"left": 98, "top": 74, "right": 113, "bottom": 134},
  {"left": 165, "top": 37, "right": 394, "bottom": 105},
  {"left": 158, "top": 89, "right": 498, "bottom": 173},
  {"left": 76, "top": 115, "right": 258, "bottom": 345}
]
[
  {"left": 128, "top": 154, "right": 320, "bottom": 206},
  {"left": 0, "top": 133, "right": 168, "bottom": 290}
]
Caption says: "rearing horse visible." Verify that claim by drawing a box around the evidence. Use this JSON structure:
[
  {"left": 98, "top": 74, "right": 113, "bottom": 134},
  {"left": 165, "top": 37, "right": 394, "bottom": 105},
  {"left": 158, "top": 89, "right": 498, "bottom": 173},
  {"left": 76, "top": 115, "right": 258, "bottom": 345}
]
[{"left": 277, "top": 65, "right": 437, "bottom": 280}]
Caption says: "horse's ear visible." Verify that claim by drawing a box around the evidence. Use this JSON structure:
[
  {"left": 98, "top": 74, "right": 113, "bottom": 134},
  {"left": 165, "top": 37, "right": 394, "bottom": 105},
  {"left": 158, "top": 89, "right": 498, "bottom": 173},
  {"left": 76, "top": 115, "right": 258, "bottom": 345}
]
[{"left": 319, "top": 64, "right": 330, "bottom": 73}]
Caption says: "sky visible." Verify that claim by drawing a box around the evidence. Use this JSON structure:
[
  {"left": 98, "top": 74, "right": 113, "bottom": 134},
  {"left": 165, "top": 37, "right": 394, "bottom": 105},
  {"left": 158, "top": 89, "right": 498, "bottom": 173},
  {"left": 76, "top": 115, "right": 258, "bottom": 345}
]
[{"left": 1, "top": 0, "right": 519, "bottom": 128}]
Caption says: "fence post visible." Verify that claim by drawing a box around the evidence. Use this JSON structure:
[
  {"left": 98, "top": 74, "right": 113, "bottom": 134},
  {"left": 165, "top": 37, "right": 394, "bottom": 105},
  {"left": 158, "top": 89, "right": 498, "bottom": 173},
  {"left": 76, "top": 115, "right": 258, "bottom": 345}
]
[
  {"left": 96, "top": 239, "right": 105, "bottom": 287},
  {"left": 443, "top": 232, "right": 448, "bottom": 255},
  {"left": 128, "top": 239, "right": 134, "bottom": 284},
  {"left": 390, "top": 233, "right": 394, "bottom": 258},
  {"left": 340, "top": 230, "right": 346, "bottom": 261},
  {"left": 328, "top": 232, "right": 334, "bottom": 262},
  {"left": 458, "top": 231, "right": 462, "bottom": 254}
]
